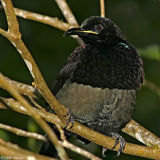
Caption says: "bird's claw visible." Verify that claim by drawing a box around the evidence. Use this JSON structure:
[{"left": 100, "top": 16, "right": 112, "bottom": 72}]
[
  {"left": 63, "top": 108, "right": 74, "bottom": 129},
  {"left": 110, "top": 132, "right": 126, "bottom": 157},
  {"left": 102, "top": 147, "right": 108, "bottom": 157}
]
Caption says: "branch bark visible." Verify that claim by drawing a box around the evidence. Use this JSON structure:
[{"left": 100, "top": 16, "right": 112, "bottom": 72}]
[
  {"left": 0, "top": 76, "right": 38, "bottom": 98},
  {"left": 143, "top": 79, "right": 160, "bottom": 98},
  {"left": 123, "top": 119, "right": 160, "bottom": 149},
  {"left": 54, "top": 0, "right": 79, "bottom": 27},
  {"left": 0, "top": 123, "right": 47, "bottom": 142},
  {"left": 14, "top": 8, "right": 70, "bottom": 31},
  {"left": 61, "top": 141, "right": 101, "bottom": 160},
  {"left": 0, "top": 138, "right": 57, "bottom": 160},
  {"left": 100, "top": 0, "right": 105, "bottom": 17}
]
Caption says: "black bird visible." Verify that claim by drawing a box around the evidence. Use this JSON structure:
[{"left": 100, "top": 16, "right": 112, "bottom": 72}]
[{"left": 40, "top": 16, "right": 144, "bottom": 157}]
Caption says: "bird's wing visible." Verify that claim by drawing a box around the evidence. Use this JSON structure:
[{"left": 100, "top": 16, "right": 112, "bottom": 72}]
[{"left": 51, "top": 46, "right": 83, "bottom": 95}]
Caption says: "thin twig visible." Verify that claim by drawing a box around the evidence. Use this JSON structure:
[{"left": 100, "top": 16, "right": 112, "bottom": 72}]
[
  {"left": 0, "top": 97, "right": 61, "bottom": 125},
  {"left": 61, "top": 140, "right": 102, "bottom": 160},
  {"left": 100, "top": 0, "right": 105, "bottom": 17},
  {"left": 0, "top": 138, "right": 57, "bottom": 160},
  {"left": 54, "top": 0, "right": 84, "bottom": 44},
  {"left": 14, "top": 8, "right": 70, "bottom": 31},
  {"left": 54, "top": 0, "right": 78, "bottom": 27},
  {"left": 122, "top": 120, "right": 160, "bottom": 149},
  {"left": 0, "top": 5, "right": 83, "bottom": 44},
  {"left": 143, "top": 79, "right": 160, "bottom": 98},
  {"left": 29, "top": 96, "right": 45, "bottom": 110},
  {"left": 0, "top": 76, "right": 38, "bottom": 98},
  {"left": 0, "top": 101, "right": 7, "bottom": 109},
  {"left": 0, "top": 123, "right": 47, "bottom": 141}
]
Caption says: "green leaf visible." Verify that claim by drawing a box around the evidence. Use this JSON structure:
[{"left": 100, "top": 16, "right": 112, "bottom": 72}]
[{"left": 138, "top": 45, "right": 160, "bottom": 61}]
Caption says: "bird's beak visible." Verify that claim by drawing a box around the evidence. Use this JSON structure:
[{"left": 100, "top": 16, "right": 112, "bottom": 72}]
[{"left": 64, "top": 27, "right": 98, "bottom": 37}]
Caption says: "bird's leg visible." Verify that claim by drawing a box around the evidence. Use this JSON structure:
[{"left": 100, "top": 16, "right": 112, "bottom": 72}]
[
  {"left": 63, "top": 108, "right": 74, "bottom": 129},
  {"left": 110, "top": 132, "right": 126, "bottom": 156}
]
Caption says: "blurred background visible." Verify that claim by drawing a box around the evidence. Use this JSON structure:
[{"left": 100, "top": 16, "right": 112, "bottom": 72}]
[{"left": 0, "top": 0, "right": 160, "bottom": 159}]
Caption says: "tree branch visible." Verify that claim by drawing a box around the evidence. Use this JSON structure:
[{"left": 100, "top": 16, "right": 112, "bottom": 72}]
[
  {"left": 14, "top": 8, "right": 70, "bottom": 31},
  {"left": 123, "top": 120, "right": 160, "bottom": 149},
  {"left": 100, "top": 0, "right": 105, "bottom": 17},
  {"left": 61, "top": 141, "right": 102, "bottom": 160},
  {"left": 0, "top": 138, "right": 57, "bottom": 160},
  {"left": 54, "top": 0, "right": 78, "bottom": 27},
  {"left": 0, "top": 76, "right": 38, "bottom": 98},
  {"left": 0, "top": 123, "right": 47, "bottom": 142},
  {"left": 0, "top": 97, "right": 61, "bottom": 125},
  {"left": 143, "top": 79, "right": 160, "bottom": 98},
  {"left": 1, "top": 0, "right": 21, "bottom": 39}
]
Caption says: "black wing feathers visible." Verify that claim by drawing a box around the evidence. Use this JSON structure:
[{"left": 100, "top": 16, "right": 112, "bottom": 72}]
[{"left": 51, "top": 46, "right": 82, "bottom": 95}]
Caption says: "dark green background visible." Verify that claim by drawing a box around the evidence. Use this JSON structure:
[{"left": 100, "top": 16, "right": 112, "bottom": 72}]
[{"left": 0, "top": 0, "right": 160, "bottom": 159}]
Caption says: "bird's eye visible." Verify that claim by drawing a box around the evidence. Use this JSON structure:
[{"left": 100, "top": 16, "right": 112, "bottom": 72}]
[{"left": 95, "top": 25, "right": 103, "bottom": 31}]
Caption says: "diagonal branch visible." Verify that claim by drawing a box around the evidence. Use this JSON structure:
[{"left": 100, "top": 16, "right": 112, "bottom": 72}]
[
  {"left": 54, "top": 0, "right": 79, "bottom": 27},
  {"left": 61, "top": 141, "right": 101, "bottom": 160},
  {"left": 0, "top": 123, "right": 47, "bottom": 141},
  {"left": 0, "top": 76, "right": 38, "bottom": 98},
  {"left": 0, "top": 97, "right": 61, "bottom": 125},
  {"left": 143, "top": 79, "right": 160, "bottom": 98},
  {"left": 54, "top": 0, "right": 84, "bottom": 45},
  {"left": 14, "top": 8, "right": 70, "bottom": 31},
  {"left": 123, "top": 120, "right": 160, "bottom": 149}
]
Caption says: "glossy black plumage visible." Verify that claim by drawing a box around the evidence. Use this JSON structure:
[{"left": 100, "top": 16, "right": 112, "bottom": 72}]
[{"left": 40, "top": 16, "right": 144, "bottom": 157}]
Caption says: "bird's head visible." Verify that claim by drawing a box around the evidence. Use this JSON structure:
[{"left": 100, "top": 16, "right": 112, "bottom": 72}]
[{"left": 64, "top": 16, "right": 126, "bottom": 45}]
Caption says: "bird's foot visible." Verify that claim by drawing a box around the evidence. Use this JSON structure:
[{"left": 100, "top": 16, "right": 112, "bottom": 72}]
[
  {"left": 110, "top": 132, "right": 126, "bottom": 157},
  {"left": 63, "top": 108, "right": 74, "bottom": 129}
]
